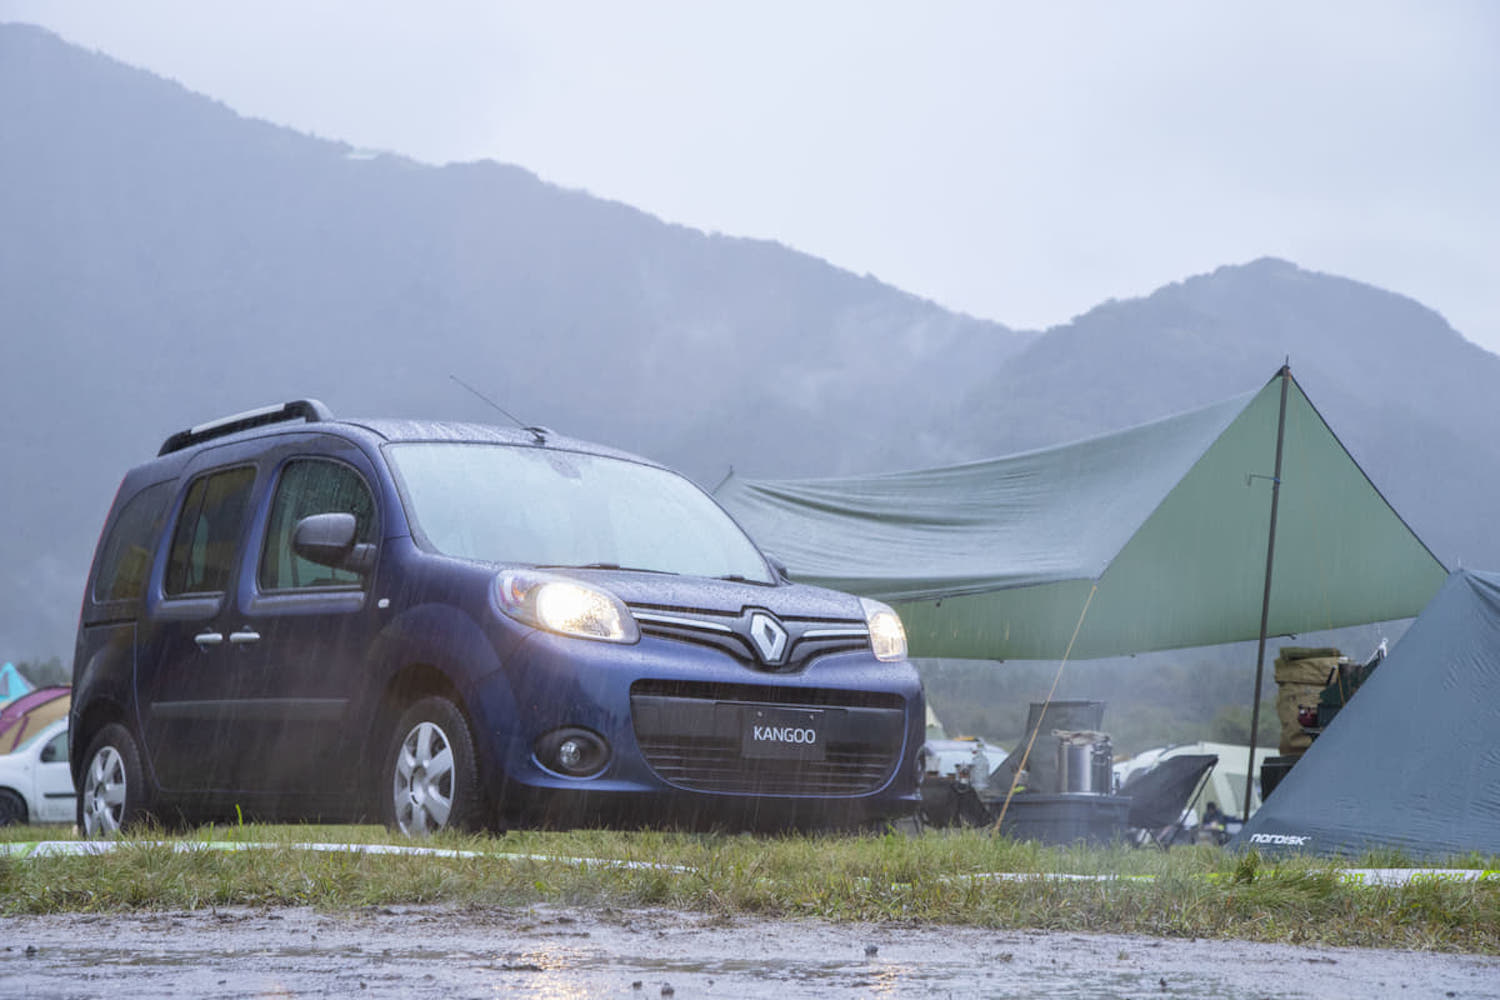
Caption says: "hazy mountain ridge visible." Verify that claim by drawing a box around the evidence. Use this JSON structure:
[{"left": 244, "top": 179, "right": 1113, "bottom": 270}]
[
  {"left": 0, "top": 24, "right": 1027, "bottom": 657},
  {"left": 2, "top": 23, "right": 1495, "bottom": 666}
]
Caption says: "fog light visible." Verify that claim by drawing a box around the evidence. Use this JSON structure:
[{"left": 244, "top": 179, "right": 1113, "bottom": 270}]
[{"left": 535, "top": 728, "right": 609, "bottom": 777}]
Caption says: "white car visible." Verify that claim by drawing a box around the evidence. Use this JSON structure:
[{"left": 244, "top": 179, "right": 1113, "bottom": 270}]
[{"left": 0, "top": 718, "right": 74, "bottom": 825}]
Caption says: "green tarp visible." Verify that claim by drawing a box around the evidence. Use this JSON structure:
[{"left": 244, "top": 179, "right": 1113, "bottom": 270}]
[{"left": 716, "top": 371, "right": 1447, "bottom": 660}]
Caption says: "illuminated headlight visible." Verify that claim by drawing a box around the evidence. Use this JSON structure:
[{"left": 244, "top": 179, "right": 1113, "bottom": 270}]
[
  {"left": 495, "top": 571, "right": 640, "bottom": 643},
  {"left": 859, "top": 597, "right": 908, "bottom": 662}
]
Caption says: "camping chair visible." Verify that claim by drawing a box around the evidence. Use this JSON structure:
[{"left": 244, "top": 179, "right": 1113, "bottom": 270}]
[{"left": 1118, "top": 753, "right": 1218, "bottom": 849}]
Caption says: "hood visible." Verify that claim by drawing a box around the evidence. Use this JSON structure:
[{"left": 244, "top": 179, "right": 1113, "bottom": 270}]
[{"left": 560, "top": 569, "right": 867, "bottom": 622}]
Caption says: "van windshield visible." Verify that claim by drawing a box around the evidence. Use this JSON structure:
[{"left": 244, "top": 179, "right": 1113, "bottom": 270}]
[{"left": 387, "top": 443, "right": 774, "bottom": 583}]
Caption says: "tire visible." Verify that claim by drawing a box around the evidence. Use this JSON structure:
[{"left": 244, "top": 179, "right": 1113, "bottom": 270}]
[
  {"left": 381, "top": 696, "right": 482, "bottom": 836},
  {"left": 0, "top": 788, "right": 26, "bottom": 826},
  {"left": 77, "top": 723, "right": 152, "bottom": 837}
]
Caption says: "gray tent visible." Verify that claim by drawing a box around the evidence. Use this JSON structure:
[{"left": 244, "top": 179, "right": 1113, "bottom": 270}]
[
  {"left": 1232, "top": 569, "right": 1500, "bottom": 861},
  {"left": 717, "top": 370, "right": 1447, "bottom": 661}
]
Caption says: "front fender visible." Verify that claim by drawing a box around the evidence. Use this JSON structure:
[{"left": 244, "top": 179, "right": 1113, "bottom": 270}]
[{"left": 362, "top": 601, "right": 528, "bottom": 791}]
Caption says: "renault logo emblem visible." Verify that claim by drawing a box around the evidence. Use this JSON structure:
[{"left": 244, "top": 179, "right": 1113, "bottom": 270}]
[{"left": 748, "top": 612, "right": 789, "bottom": 664}]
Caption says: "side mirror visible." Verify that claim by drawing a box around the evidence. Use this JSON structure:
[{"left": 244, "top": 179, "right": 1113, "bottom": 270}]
[
  {"left": 292, "top": 513, "right": 376, "bottom": 573},
  {"left": 40, "top": 743, "right": 57, "bottom": 763},
  {"left": 768, "top": 556, "right": 792, "bottom": 582}
]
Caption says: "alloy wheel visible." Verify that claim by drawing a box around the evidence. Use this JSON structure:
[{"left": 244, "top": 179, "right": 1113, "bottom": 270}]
[
  {"left": 392, "top": 721, "right": 455, "bottom": 835},
  {"left": 81, "top": 745, "right": 127, "bottom": 837}
]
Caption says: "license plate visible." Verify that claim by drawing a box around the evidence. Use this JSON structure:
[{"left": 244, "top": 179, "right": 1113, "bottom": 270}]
[{"left": 741, "top": 706, "right": 826, "bottom": 761}]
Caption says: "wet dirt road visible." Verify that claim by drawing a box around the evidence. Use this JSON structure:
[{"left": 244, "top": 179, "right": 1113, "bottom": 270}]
[{"left": 2, "top": 904, "right": 1497, "bottom": 999}]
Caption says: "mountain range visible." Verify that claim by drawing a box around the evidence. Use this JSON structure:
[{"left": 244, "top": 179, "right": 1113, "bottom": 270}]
[{"left": 3, "top": 22, "right": 1496, "bottom": 667}]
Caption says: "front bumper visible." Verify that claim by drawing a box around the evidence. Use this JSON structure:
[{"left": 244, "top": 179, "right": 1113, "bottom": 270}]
[{"left": 467, "top": 627, "right": 924, "bottom": 829}]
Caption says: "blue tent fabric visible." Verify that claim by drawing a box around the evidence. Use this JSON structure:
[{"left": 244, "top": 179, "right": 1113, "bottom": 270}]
[
  {"left": 0, "top": 662, "right": 32, "bottom": 706},
  {"left": 1232, "top": 569, "right": 1500, "bottom": 861}
]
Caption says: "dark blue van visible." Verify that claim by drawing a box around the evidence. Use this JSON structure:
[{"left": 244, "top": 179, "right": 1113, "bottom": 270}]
[{"left": 70, "top": 401, "right": 923, "bottom": 835}]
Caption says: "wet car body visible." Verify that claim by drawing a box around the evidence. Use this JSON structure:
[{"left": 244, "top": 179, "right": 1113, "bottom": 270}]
[{"left": 70, "top": 404, "right": 923, "bottom": 832}]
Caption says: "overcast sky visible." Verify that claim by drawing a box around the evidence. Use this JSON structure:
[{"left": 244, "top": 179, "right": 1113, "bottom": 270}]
[{"left": 5, "top": 1, "right": 1497, "bottom": 352}]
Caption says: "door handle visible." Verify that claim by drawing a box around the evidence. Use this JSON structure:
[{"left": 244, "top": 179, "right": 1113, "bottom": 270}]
[
  {"left": 229, "top": 629, "right": 262, "bottom": 645},
  {"left": 194, "top": 631, "right": 224, "bottom": 648}
]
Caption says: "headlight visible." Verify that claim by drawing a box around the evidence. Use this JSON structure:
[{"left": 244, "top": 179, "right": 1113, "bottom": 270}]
[
  {"left": 859, "top": 597, "right": 908, "bottom": 662},
  {"left": 495, "top": 571, "right": 640, "bottom": 643}
]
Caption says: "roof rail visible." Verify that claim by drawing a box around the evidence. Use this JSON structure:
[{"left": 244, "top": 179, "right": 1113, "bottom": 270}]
[{"left": 158, "top": 399, "right": 334, "bottom": 456}]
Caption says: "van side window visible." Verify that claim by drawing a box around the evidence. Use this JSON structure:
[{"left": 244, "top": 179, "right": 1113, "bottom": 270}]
[
  {"left": 92, "top": 480, "right": 174, "bottom": 603},
  {"left": 258, "top": 459, "right": 376, "bottom": 591},
  {"left": 164, "top": 467, "right": 256, "bottom": 596}
]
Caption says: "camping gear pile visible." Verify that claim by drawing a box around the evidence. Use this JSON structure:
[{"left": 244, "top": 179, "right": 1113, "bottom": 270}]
[
  {"left": 1274, "top": 646, "right": 1343, "bottom": 755},
  {"left": 1263, "top": 642, "right": 1390, "bottom": 800},
  {"left": 918, "top": 736, "right": 1001, "bottom": 828},
  {"left": 1056, "top": 730, "right": 1113, "bottom": 794},
  {"left": 924, "top": 702, "right": 1215, "bottom": 848},
  {"left": 944, "top": 702, "right": 1133, "bottom": 846},
  {"left": 1315, "top": 640, "right": 1386, "bottom": 727}
]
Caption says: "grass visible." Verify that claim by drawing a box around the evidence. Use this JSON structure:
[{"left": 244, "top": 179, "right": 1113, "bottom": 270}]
[{"left": 1, "top": 823, "right": 1497, "bottom": 953}]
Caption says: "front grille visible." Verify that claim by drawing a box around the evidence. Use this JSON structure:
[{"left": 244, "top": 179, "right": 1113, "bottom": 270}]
[
  {"left": 630, "top": 680, "right": 907, "bottom": 796},
  {"left": 635, "top": 736, "right": 895, "bottom": 795},
  {"left": 631, "top": 606, "right": 870, "bottom": 673}
]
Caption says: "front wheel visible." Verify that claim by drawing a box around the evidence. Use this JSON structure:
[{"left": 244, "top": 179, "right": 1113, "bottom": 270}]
[
  {"left": 0, "top": 788, "right": 26, "bottom": 826},
  {"left": 78, "top": 723, "right": 152, "bottom": 837},
  {"left": 381, "top": 696, "right": 482, "bottom": 836}
]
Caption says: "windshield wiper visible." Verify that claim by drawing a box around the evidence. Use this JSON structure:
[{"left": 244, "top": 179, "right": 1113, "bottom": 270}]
[
  {"left": 715, "top": 573, "right": 775, "bottom": 586},
  {"left": 536, "top": 562, "right": 679, "bottom": 575}
]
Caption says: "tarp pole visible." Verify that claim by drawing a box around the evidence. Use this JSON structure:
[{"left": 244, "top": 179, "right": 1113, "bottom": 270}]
[
  {"left": 990, "top": 583, "right": 1098, "bottom": 837},
  {"left": 1243, "top": 364, "right": 1291, "bottom": 820}
]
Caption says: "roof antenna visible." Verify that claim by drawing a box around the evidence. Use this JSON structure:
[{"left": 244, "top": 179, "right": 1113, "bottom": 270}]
[{"left": 449, "top": 374, "right": 547, "bottom": 444}]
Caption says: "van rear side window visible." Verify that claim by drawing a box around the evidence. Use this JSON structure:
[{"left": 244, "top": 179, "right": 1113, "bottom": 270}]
[
  {"left": 164, "top": 467, "right": 256, "bottom": 596},
  {"left": 92, "top": 480, "right": 174, "bottom": 604}
]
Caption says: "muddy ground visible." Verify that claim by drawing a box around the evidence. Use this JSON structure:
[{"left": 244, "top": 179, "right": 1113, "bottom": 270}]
[{"left": 1, "top": 904, "right": 1497, "bottom": 999}]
